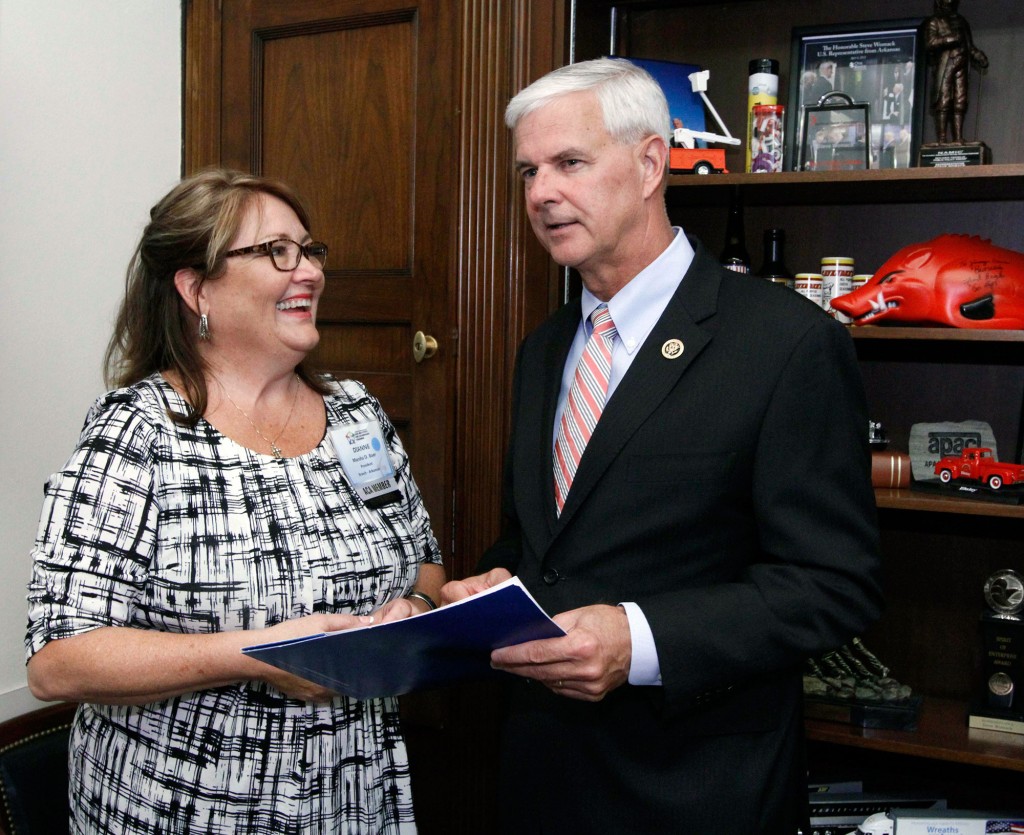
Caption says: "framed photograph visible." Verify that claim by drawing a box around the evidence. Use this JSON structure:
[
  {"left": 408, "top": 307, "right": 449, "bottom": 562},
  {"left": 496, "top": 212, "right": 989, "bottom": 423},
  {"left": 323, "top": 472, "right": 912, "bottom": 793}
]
[
  {"left": 787, "top": 19, "right": 925, "bottom": 171},
  {"left": 614, "top": 57, "right": 707, "bottom": 143},
  {"left": 798, "top": 93, "right": 871, "bottom": 172}
]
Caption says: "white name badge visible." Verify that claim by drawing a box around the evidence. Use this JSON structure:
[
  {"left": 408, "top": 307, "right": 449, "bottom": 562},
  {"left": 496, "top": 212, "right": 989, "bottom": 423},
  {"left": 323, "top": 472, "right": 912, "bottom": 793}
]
[{"left": 329, "top": 420, "right": 401, "bottom": 506}]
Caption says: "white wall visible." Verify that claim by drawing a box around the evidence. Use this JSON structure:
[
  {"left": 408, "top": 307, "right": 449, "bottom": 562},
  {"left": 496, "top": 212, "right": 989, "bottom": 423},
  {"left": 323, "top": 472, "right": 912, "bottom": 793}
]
[{"left": 0, "top": 1, "right": 182, "bottom": 720}]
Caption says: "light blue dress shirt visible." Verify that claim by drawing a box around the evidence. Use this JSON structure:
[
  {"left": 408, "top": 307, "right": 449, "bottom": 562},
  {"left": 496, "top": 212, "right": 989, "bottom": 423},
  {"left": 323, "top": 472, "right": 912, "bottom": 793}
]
[{"left": 552, "top": 229, "right": 695, "bottom": 686}]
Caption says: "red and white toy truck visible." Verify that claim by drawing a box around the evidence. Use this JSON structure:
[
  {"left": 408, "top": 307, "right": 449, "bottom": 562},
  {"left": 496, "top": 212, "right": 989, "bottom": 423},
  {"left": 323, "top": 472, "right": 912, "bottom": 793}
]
[
  {"left": 669, "top": 70, "right": 740, "bottom": 175},
  {"left": 669, "top": 147, "right": 728, "bottom": 176},
  {"left": 934, "top": 447, "right": 1024, "bottom": 490}
]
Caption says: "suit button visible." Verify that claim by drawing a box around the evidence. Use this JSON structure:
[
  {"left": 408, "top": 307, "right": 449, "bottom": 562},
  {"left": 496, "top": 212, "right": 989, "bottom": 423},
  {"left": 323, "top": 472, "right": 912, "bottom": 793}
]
[{"left": 542, "top": 569, "right": 561, "bottom": 585}]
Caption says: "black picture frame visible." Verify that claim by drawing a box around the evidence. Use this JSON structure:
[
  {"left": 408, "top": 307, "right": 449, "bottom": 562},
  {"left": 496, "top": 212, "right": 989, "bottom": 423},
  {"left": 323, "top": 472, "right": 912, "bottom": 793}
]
[
  {"left": 799, "top": 93, "right": 871, "bottom": 172},
  {"left": 787, "top": 19, "right": 926, "bottom": 171}
]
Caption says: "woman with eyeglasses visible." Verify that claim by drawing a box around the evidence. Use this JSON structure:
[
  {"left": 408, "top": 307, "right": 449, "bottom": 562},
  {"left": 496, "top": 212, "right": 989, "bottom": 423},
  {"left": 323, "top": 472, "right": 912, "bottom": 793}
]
[{"left": 25, "top": 167, "right": 444, "bottom": 834}]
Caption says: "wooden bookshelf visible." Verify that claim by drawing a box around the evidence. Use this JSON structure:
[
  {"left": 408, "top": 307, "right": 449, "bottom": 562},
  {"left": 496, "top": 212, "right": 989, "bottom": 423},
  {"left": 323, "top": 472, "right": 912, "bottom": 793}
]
[
  {"left": 874, "top": 488, "right": 1024, "bottom": 518},
  {"left": 666, "top": 164, "right": 1024, "bottom": 206},
  {"left": 806, "top": 695, "right": 1024, "bottom": 773},
  {"left": 575, "top": 0, "right": 1024, "bottom": 806}
]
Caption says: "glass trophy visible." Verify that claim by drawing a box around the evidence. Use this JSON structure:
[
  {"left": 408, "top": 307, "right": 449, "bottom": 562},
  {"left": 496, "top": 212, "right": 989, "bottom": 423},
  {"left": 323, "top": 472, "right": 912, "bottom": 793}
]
[{"left": 969, "top": 569, "right": 1024, "bottom": 732}]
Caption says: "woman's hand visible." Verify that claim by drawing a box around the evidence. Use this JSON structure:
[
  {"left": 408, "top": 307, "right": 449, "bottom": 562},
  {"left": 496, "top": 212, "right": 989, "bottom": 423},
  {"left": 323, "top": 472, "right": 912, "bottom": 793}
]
[
  {"left": 375, "top": 596, "right": 427, "bottom": 623},
  {"left": 374, "top": 563, "right": 447, "bottom": 623},
  {"left": 246, "top": 612, "right": 372, "bottom": 701},
  {"left": 440, "top": 567, "right": 512, "bottom": 604},
  {"left": 255, "top": 668, "right": 341, "bottom": 702},
  {"left": 256, "top": 612, "right": 372, "bottom": 644}
]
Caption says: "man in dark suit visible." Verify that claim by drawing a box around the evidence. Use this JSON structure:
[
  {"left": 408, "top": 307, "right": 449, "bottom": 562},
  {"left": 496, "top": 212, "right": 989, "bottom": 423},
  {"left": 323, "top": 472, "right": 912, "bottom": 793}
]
[
  {"left": 806, "top": 59, "right": 838, "bottom": 106},
  {"left": 441, "top": 57, "right": 882, "bottom": 834}
]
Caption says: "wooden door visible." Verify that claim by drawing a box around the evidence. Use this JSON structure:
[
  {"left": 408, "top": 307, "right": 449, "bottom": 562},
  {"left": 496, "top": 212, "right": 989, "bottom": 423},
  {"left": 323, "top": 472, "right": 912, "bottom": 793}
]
[
  {"left": 185, "top": 1, "right": 567, "bottom": 830},
  {"left": 188, "top": 0, "right": 457, "bottom": 550}
]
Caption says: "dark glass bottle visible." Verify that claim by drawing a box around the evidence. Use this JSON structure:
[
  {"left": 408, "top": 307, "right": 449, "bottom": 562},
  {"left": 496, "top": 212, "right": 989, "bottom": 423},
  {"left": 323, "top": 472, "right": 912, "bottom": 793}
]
[
  {"left": 719, "top": 188, "right": 751, "bottom": 273},
  {"left": 758, "top": 227, "right": 793, "bottom": 287}
]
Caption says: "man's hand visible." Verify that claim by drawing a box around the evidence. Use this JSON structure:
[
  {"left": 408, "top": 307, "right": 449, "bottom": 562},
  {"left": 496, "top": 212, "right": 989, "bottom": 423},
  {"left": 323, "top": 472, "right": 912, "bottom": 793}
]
[
  {"left": 490, "top": 604, "right": 631, "bottom": 702},
  {"left": 440, "top": 568, "right": 513, "bottom": 604}
]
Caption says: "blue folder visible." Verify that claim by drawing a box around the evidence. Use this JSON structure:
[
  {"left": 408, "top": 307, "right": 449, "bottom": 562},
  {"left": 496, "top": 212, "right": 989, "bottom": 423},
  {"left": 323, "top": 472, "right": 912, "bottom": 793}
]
[{"left": 242, "top": 577, "right": 565, "bottom": 700}]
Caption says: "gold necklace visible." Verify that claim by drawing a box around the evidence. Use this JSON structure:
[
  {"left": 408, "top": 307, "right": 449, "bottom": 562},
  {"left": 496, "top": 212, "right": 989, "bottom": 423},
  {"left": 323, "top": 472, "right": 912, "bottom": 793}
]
[{"left": 219, "top": 373, "right": 300, "bottom": 459}]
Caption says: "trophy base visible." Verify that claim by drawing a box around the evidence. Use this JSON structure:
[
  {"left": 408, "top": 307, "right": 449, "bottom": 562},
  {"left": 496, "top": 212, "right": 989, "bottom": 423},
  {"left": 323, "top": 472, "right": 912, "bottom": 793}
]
[
  {"left": 977, "top": 613, "right": 1023, "bottom": 717},
  {"left": 967, "top": 705, "right": 1024, "bottom": 736},
  {"left": 918, "top": 141, "right": 991, "bottom": 168},
  {"left": 804, "top": 694, "right": 922, "bottom": 730}
]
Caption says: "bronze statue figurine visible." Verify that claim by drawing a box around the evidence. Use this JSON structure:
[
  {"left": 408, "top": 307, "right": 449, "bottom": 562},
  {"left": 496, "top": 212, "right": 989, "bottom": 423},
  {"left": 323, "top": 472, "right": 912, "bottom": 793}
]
[{"left": 924, "top": 0, "right": 988, "bottom": 144}]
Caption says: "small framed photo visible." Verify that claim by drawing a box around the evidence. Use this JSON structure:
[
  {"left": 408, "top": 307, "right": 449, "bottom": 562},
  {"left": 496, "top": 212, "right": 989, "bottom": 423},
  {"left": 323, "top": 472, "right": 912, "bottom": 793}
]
[
  {"left": 787, "top": 19, "right": 925, "bottom": 171},
  {"left": 798, "top": 93, "right": 871, "bottom": 172}
]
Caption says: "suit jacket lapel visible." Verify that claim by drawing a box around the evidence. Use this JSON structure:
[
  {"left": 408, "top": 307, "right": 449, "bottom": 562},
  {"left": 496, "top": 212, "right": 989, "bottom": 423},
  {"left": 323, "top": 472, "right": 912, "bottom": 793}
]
[{"left": 553, "top": 240, "right": 722, "bottom": 532}]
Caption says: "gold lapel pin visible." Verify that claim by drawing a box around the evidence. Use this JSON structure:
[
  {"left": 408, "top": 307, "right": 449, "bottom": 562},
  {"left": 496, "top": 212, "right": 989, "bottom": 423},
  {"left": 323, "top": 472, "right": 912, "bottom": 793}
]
[{"left": 661, "top": 338, "right": 684, "bottom": 359}]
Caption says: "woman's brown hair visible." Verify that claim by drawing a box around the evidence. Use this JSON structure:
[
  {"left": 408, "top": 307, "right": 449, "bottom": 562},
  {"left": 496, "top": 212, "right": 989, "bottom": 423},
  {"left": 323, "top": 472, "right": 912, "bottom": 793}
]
[{"left": 104, "top": 167, "right": 330, "bottom": 425}]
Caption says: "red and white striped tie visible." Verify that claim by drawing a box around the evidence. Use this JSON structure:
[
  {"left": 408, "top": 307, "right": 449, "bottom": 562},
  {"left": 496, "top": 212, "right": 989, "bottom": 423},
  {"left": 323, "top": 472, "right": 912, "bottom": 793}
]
[{"left": 553, "top": 304, "right": 616, "bottom": 515}]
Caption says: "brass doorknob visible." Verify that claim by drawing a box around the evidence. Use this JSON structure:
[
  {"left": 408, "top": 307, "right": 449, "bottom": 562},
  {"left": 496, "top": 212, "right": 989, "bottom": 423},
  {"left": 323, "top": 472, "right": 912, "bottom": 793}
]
[{"left": 412, "top": 331, "right": 438, "bottom": 363}]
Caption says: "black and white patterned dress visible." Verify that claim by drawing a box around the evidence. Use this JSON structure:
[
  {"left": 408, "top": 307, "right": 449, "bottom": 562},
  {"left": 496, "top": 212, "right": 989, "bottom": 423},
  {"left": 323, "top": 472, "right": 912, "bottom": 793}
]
[{"left": 26, "top": 373, "right": 442, "bottom": 834}]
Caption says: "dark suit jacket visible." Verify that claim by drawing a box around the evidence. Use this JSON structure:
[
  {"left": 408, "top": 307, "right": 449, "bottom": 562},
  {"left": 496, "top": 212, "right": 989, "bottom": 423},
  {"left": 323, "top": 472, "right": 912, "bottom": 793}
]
[{"left": 479, "top": 240, "right": 883, "bottom": 834}]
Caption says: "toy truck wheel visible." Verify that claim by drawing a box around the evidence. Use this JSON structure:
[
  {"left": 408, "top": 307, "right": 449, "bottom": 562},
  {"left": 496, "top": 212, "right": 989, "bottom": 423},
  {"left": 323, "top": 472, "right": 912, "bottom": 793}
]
[
  {"left": 938, "top": 469, "right": 953, "bottom": 483},
  {"left": 693, "top": 161, "right": 713, "bottom": 175},
  {"left": 988, "top": 474, "right": 1003, "bottom": 490}
]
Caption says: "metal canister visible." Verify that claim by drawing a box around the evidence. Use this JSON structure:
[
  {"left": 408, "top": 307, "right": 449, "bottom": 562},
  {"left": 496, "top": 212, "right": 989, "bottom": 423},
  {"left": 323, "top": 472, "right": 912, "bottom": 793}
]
[
  {"left": 821, "top": 256, "right": 855, "bottom": 320},
  {"left": 794, "top": 273, "right": 823, "bottom": 307},
  {"left": 852, "top": 274, "right": 872, "bottom": 290}
]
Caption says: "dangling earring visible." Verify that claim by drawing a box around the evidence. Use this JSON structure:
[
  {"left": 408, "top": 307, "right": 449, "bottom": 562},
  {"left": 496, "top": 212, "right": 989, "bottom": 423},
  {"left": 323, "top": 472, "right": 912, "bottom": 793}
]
[{"left": 199, "top": 313, "right": 211, "bottom": 341}]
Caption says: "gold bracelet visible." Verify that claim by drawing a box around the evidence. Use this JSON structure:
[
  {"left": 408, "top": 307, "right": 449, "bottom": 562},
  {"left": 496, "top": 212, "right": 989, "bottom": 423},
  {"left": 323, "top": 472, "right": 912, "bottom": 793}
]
[{"left": 406, "top": 591, "right": 437, "bottom": 611}]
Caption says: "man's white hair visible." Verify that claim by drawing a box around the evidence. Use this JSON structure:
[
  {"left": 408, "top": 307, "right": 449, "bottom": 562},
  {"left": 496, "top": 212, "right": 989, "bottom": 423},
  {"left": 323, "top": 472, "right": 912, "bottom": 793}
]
[{"left": 505, "top": 57, "right": 670, "bottom": 146}]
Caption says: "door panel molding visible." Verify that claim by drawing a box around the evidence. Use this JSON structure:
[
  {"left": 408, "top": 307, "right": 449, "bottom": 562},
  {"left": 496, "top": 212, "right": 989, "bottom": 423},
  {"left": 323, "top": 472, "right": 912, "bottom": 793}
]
[{"left": 452, "top": 0, "right": 563, "bottom": 572}]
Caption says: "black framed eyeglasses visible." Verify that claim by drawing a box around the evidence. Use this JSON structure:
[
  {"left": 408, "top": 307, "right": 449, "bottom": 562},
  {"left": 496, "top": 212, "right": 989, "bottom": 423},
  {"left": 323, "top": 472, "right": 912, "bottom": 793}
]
[{"left": 225, "top": 239, "right": 328, "bottom": 271}]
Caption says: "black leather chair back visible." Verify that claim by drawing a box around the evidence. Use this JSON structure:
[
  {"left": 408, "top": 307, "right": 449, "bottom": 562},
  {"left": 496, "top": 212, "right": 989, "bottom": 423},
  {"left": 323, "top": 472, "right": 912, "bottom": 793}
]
[{"left": 0, "top": 703, "right": 76, "bottom": 835}]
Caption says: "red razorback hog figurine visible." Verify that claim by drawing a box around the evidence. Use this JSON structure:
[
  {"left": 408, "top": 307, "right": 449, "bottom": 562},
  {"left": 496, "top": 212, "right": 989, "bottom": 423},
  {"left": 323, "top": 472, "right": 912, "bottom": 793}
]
[{"left": 830, "top": 234, "right": 1024, "bottom": 328}]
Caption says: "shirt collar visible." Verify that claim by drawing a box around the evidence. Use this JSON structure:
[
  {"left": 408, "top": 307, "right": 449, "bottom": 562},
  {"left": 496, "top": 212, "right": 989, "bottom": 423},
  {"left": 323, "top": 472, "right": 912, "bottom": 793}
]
[{"left": 580, "top": 228, "right": 694, "bottom": 355}]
